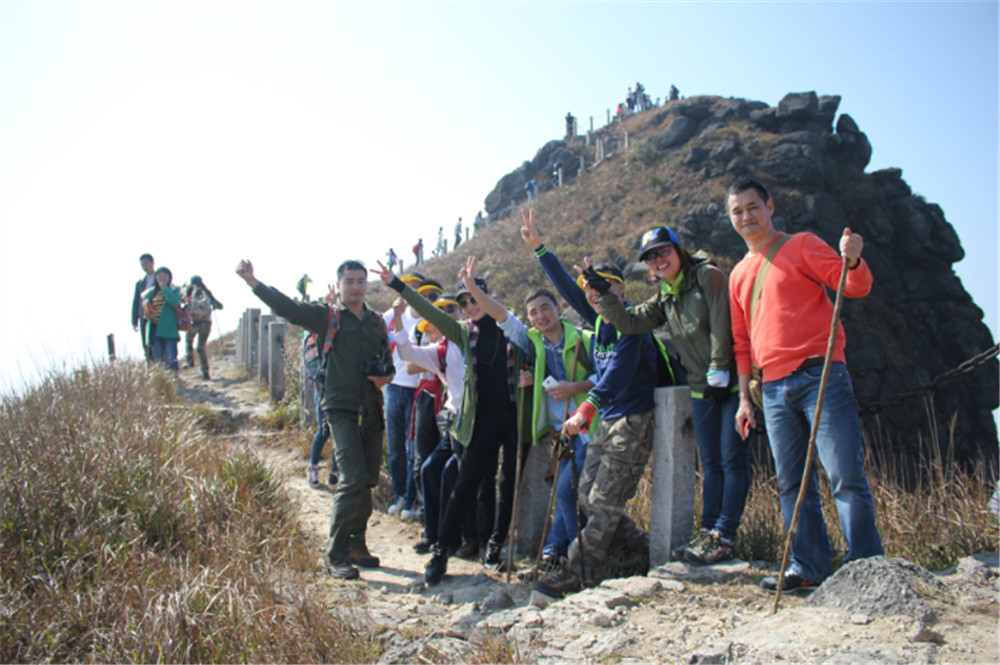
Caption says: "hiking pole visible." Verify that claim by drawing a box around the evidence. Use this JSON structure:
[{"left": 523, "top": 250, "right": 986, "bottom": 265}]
[
  {"left": 506, "top": 379, "right": 528, "bottom": 583},
  {"left": 568, "top": 433, "right": 585, "bottom": 584},
  {"left": 773, "top": 256, "right": 850, "bottom": 614}
]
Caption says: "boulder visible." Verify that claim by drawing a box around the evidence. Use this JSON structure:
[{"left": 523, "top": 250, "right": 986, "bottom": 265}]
[{"left": 657, "top": 116, "right": 699, "bottom": 149}]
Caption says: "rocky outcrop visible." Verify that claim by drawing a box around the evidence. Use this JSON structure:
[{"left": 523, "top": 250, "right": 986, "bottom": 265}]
[{"left": 480, "top": 91, "right": 998, "bottom": 465}]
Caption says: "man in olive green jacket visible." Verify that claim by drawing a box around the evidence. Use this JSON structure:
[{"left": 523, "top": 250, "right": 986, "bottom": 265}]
[{"left": 236, "top": 259, "right": 393, "bottom": 580}]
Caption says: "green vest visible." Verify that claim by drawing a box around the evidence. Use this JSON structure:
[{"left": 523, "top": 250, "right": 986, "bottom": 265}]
[{"left": 525, "top": 320, "right": 598, "bottom": 444}]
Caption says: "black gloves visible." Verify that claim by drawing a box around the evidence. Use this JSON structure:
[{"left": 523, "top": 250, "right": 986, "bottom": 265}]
[
  {"left": 582, "top": 265, "right": 611, "bottom": 294},
  {"left": 703, "top": 386, "right": 731, "bottom": 406}
]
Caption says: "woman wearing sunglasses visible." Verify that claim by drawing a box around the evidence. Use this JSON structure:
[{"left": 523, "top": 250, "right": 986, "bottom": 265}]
[{"left": 596, "top": 225, "right": 746, "bottom": 567}]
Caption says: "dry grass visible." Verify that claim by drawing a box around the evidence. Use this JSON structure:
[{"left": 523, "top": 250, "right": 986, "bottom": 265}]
[
  {"left": 0, "top": 360, "right": 379, "bottom": 663},
  {"left": 658, "top": 412, "right": 999, "bottom": 571}
]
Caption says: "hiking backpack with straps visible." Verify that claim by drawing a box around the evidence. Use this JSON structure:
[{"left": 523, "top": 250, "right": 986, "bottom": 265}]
[{"left": 188, "top": 286, "right": 213, "bottom": 321}]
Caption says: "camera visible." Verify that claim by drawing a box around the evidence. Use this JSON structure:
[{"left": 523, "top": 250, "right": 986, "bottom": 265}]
[{"left": 362, "top": 357, "right": 395, "bottom": 377}]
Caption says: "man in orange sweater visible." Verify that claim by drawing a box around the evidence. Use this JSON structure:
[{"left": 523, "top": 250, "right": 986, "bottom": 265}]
[{"left": 728, "top": 178, "right": 883, "bottom": 594}]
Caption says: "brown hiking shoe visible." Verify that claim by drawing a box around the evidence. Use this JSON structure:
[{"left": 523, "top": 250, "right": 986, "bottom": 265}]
[
  {"left": 324, "top": 556, "right": 360, "bottom": 580},
  {"left": 684, "top": 532, "right": 736, "bottom": 566},
  {"left": 672, "top": 529, "right": 709, "bottom": 561},
  {"left": 348, "top": 541, "right": 380, "bottom": 568}
]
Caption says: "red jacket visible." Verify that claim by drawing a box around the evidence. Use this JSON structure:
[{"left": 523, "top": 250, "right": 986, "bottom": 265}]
[{"left": 729, "top": 232, "right": 873, "bottom": 382}]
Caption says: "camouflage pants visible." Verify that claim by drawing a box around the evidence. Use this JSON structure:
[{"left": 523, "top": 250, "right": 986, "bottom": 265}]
[
  {"left": 185, "top": 320, "right": 212, "bottom": 372},
  {"left": 567, "top": 409, "right": 654, "bottom": 583}
]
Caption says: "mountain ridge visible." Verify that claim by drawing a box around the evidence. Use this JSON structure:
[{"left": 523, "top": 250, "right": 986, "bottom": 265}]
[{"left": 369, "top": 91, "right": 998, "bottom": 467}]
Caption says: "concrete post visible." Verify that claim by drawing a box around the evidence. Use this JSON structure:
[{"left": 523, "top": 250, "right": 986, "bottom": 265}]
[
  {"left": 579, "top": 155, "right": 585, "bottom": 174},
  {"left": 586, "top": 130, "right": 591, "bottom": 147},
  {"left": 557, "top": 167, "right": 563, "bottom": 188},
  {"left": 625, "top": 132, "right": 630, "bottom": 149},
  {"left": 258, "top": 314, "right": 275, "bottom": 383},
  {"left": 513, "top": 437, "right": 558, "bottom": 559},
  {"left": 247, "top": 308, "right": 261, "bottom": 371},
  {"left": 589, "top": 116, "right": 594, "bottom": 132},
  {"left": 268, "top": 321, "right": 286, "bottom": 402},
  {"left": 235, "top": 312, "right": 244, "bottom": 366},
  {"left": 606, "top": 109, "right": 611, "bottom": 125},
  {"left": 648, "top": 386, "right": 697, "bottom": 568}
]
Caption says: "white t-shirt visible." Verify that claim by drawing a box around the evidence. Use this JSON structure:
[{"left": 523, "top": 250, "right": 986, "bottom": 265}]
[{"left": 383, "top": 307, "right": 423, "bottom": 388}]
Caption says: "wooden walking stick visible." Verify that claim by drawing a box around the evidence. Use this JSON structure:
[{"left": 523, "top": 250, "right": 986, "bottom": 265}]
[
  {"left": 773, "top": 255, "right": 850, "bottom": 614},
  {"left": 532, "top": 338, "right": 584, "bottom": 577},
  {"left": 506, "top": 377, "right": 528, "bottom": 583}
]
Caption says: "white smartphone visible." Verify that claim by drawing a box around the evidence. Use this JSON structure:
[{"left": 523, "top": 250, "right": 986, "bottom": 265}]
[{"left": 542, "top": 376, "right": 559, "bottom": 390}]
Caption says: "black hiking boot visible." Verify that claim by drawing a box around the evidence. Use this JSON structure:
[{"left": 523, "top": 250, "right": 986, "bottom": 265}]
[{"left": 425, "top": 545, "right": 448, "bottom": 585}]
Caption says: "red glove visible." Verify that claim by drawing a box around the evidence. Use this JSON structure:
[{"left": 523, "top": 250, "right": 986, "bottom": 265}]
[{"left": 572, "top": 402, "right": 597, "bottom": 433}]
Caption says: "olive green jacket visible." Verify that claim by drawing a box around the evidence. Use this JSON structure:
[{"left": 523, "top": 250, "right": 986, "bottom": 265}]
[
  {"left": 599, "top": 260, "right": 734, "bottom": 396},
  {"left": 252, "top": 283, "right": 391, "bottom": 416}
]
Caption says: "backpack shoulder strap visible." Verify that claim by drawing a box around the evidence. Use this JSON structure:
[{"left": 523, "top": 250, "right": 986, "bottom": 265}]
[
  {"left": 437, "top": 340, "right": 448, "bottom": 371},
  {"left": 750, "top": 233, "right": 791, "bottom": 325},
  {"left": 322, "top": 307, "right": 342, "bottom": 357}
]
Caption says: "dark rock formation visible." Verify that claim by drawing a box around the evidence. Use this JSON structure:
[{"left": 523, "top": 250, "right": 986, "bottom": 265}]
[{"left": 480, "top": 91, "right": 998, "bottom": 466}]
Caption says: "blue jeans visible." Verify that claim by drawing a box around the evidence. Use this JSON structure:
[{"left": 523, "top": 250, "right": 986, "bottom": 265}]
[
  {"left": 691, "top": 391, "right": 748, "bottom": 540},
  {"left": 150, "top": 336, "right": 179, "bottom": 371},
  {"left": 384, "top": 383, "right": 416, "bottom": 501},
  {"left": 309, "top": 392, "right": 336, "bottom": 473},
  {"left": 544, "top": 435, "right": 588, "bottom": 558},
  {"left": 763, "top": 362, "right": 883, "bottom": 582}
]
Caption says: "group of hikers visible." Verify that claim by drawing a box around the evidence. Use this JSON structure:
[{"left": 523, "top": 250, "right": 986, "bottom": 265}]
[
  {"left": 131, "top": 253, "right": 223, "bottom": 379},
  {"left": 231, "top": 176, "right": 883, "bottom": 602}
]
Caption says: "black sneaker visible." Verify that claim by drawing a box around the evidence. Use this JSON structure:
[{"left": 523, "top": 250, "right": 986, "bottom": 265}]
[
  {"left": 324, "top": 556, "right": 360, "bottom": 580},
  {"left": 454, "top": 538, "right": 479, "bottom": 560},
  {"left": 328, "top": 470, "right": 339, "bottom": 486},
  {"left": 760, "top": 572, "right": 821, "bottom": 594},
  {"left": 425, "top": 547, "right": 448, "bottom": 585},
  {"left": 413, "top": 538, "right": 434, "bottom": 555},
  {"left": 533, "top": 566, "right": 581, "bottom": 602},
  {"left": 482, "top": 539, "right": 503, "bottom": 568}
]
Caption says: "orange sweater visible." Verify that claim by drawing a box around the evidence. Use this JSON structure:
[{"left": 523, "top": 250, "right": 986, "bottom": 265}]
[{"left": 729, "top": 232, "right": 873, "bottom": 382}]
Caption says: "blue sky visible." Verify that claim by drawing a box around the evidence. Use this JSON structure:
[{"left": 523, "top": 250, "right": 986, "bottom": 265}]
[{"left": 1, "top": 1, "right": 996, "bottom": 396}]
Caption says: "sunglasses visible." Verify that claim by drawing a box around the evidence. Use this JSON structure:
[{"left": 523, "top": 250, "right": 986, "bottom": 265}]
[
  {"left": 646, "top": 246, "right": 675, "bottom": 261},
  {"left": 457, "top": 296, "right": 477, "bottom": 309},
  {"left": 442, "top": 304, "right": 459, "bottom": 314}
]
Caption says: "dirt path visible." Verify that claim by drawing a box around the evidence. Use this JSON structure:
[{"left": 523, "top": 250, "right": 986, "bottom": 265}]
[{"left": 179, "top": 348, "right": 999, "bottom": 664}]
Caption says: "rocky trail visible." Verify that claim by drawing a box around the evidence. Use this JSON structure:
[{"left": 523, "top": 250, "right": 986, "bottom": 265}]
[{"left": 179, "top": 349, "right": 999, "bottom": 664}]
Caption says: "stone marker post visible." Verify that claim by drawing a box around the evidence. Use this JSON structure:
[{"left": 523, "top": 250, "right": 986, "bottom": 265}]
[
  {"left": 513, "top": 438, "right": 558, "bottom": 559},
  {"left": 649, "top": 386, "right": 697, "bottom": 568},
  {"left": 246, "top": 308, "right": 261, "bottom": 371},
  {"left": 258, "top": 314, "right": 275, "bottom": 383},
  {"left": 268, "top": 321, "right": 286, "bottom": 402},
  {"left": 235, "top": 312, "right": 244, "bottom": 366}
]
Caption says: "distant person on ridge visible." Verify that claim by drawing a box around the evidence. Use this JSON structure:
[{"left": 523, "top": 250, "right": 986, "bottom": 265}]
[
  {"left": 182, "top": 275, "right": 223, "bottom": 380},
  {"left": 413, "top": 238, "right": 424, "bottom": 265},
  {"left": 726, "top": 178, "right": 883, "bottom": 594},
  {"left": 236, "top": 258, "right": 394, "bottom": 581},
  {"left": 296, "top": 273, "right": 312, "bottom": 301},
  {"left": 454, "top": 218, "right": 463, "bottom": 250},
  {"left": 131, "top": 253, "right": 156, "bottom": 362}
]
